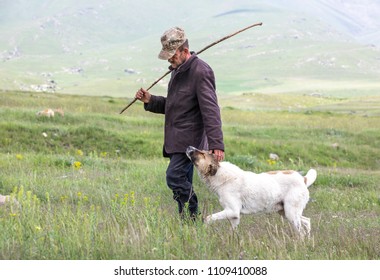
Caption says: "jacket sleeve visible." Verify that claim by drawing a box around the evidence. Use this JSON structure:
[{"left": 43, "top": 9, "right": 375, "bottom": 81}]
[
  {"left": 144, "top": 95, "right": 166, "bottom": 114},
  {"left": 196, "top": 65, "right": 224, "bottom": 151}
]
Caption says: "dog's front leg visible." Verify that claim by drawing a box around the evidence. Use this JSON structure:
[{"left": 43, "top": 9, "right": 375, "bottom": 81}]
[{"left": 205, "top": 209, "right": 241, "bottom": 229}]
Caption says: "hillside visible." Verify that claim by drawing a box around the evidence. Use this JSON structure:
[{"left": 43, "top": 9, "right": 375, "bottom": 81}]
[
  {"left": 1, "top": 91, "right": 380, "bottom": 262},
  {"left": 1, "top": 0, "right": 380, "bottom": 98}
]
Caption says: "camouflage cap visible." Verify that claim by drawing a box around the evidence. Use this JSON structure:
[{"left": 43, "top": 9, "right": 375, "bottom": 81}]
[{"left": 158, "top": 27, "right": 187, "bottom": 60}]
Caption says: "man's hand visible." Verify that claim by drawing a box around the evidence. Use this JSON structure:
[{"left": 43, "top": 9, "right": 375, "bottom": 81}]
[
  {"left": 211, "top": 149, "right": 224, "bottom": 162},
  {"left": 135, "top": 88, "right": 151, "bottom": 103}
]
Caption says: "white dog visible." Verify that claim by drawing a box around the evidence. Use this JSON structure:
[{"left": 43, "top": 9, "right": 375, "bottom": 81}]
[{"left": 186, "top": 146, "right": 317, "bottom": 237}]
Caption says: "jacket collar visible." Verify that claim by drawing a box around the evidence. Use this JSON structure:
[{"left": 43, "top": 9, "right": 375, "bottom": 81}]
[{"left": 169, "top": 52, "right": 197, "bottom": 73}]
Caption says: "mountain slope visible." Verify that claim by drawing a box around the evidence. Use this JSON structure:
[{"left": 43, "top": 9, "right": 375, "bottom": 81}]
[{"left": 1, "top": 0, "right": 379, "bottom": 97}]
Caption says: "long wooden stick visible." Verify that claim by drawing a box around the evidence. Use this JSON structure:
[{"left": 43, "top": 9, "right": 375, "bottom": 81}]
[{"left": 120, "top": 22, "right": 263, "bottom": 114}]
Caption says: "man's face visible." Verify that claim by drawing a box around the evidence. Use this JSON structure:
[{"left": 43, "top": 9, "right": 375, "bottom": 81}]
[{"left": 168, "top": 48, "right": 187, "bottom": 69}]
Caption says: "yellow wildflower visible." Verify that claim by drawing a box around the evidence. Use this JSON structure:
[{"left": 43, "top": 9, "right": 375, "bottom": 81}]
[
  {"left": 130, "top": 191, "right": 135, "bottom": 206},
  {"left": 73, "top": 161, "right": 82, "bottom": 169},
  {"left": 16, "top": 154, "right": 23, "bottom": 160},
  {"left": 144, "top": 197, "right": 150, "bottom": 206}
]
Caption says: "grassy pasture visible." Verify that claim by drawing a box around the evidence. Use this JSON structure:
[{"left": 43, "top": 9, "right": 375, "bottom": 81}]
[{"left": 0, "top": 91, "right": 379, "bottom": 260}]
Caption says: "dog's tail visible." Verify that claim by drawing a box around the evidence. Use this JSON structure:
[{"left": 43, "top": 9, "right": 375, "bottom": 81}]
[{"left": 304, "top": 169, "right": 317, "bottom": 188}]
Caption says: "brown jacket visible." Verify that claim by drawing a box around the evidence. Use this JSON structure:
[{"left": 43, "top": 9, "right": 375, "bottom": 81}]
[{"left": 145, "top": 53, "right": 224, "bottom": 155}]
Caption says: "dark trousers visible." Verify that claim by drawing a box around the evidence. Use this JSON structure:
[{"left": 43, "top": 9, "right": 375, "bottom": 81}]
[{"left": 166, "top": 153, "right": 198, "bottom": 217}]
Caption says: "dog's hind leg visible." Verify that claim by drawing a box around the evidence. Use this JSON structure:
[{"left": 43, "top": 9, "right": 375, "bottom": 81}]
[
  {"left": 288, "top": 217, "right": 302, "bottom": 236},
  {"left": 301, "top": 216, "right": 311, "bottom": 237},
  {"left": 283, "top": 205, "right": 304, "bottom": 237}
]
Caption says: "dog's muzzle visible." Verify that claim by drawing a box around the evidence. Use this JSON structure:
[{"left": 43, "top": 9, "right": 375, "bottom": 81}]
[{"left": 186, "top": 146, "right": 198, "bottom": 161}]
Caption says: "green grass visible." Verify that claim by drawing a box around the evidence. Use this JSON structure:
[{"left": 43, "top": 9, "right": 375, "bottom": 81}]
[{"left": 0, "top": 91, "right": 379, "bottom": 260}]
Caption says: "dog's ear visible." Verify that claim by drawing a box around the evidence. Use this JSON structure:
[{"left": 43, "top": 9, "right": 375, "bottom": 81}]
[{"left": 208, "top": 162, "right": 218, "bottom": 176}]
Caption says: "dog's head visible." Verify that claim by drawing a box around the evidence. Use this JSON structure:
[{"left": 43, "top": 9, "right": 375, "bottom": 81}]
[{"left": 186, "top": 146, "right": 219, "bottom": 176}]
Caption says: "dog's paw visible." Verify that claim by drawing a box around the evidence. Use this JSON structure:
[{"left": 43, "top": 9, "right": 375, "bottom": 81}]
[{"left": 205, "top": 215, "right": 212, "bottom": 224}]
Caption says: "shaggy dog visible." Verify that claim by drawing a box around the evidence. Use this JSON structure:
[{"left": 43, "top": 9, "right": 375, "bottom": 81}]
[{"left": 186, "top": 146, "right": 317, "bottom": 237}]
